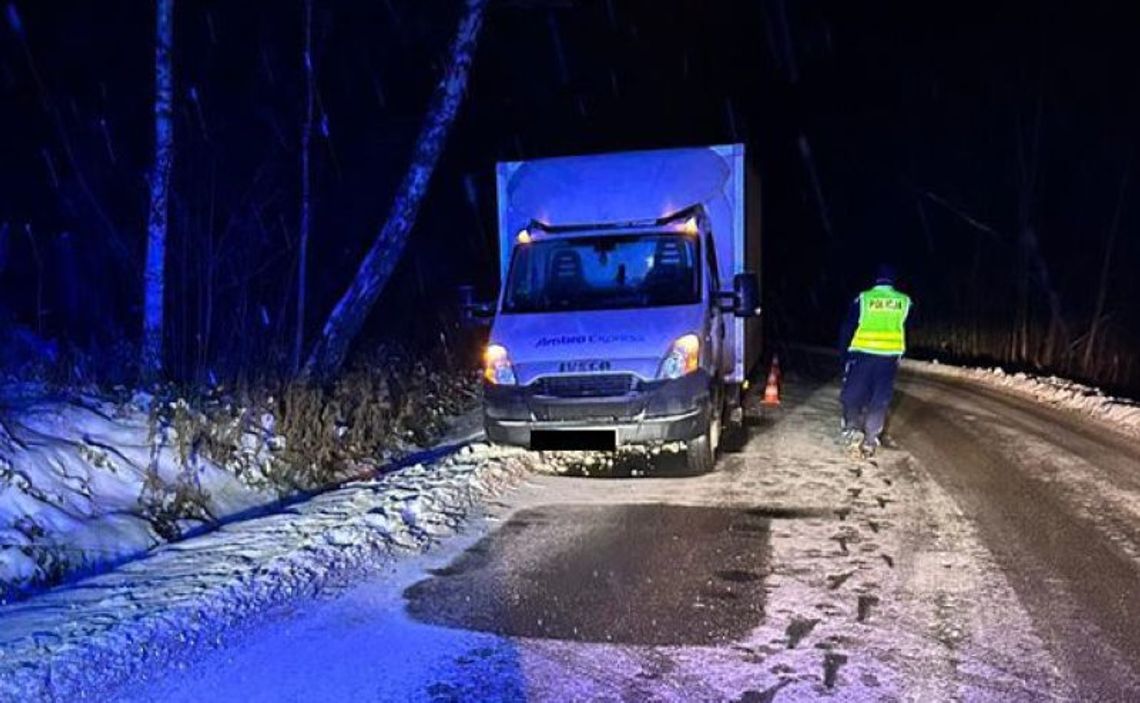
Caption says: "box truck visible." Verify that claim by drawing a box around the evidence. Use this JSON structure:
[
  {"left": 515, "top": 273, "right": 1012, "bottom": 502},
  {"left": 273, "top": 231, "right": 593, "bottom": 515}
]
[{"left": 463, "top": 144, "right": 762, "bottom": 471}]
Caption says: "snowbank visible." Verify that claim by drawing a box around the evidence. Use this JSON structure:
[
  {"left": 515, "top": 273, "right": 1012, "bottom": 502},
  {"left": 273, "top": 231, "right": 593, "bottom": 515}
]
[
  {"left": 0, "top": 441, "right": 538, "bottom": 702},
  {"left": 0, "top": 392, "right": 284, "bottom": 598},
  {"left": 902, "top": 359, "right": 1140, "bottom": 439},
  {"left": 0, "top": 369, "right": 479, "bottom": 598}
]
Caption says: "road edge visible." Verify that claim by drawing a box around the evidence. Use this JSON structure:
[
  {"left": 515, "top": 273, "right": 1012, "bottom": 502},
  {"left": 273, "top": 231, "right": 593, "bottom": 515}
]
[{"left": 0, "top": 441, "right": 536, "bottom": 702}]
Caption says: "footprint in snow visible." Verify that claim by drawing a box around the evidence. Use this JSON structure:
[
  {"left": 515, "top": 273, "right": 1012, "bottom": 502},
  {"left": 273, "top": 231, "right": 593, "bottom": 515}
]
[
  {"left": 823, "top": 652, "right": 848, "bottom": 688},
  {"left": 857, "top": 594, "right": 880, "bottom": 622},
  {"left": 826, "top": 571, "right": 854, "bottom": 589},
  {"left": 785, "top": 617, "right": 819, "bottom": 648}
]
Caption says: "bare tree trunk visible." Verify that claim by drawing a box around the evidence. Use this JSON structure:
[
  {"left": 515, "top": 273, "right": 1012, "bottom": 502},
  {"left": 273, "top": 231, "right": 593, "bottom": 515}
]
[
  {"left": 1083, "top": 152, "right": 1130, "bottom": 375},
  {"left": 1022, "top": 224, "right": 1067, "bottom": 366},
  {"left": 969, "top": 238, "right": 983, "bottom": 358},
  {"left": 303, "top": 0, "right": 485, "bottom": 381},
  {"left": 19, "top": 224, "right": 45, "bottom": 334},
  {"left": 1014, "top": 237, "right": 1028, "bottom": 362},
  {"left": 292, "top": 0, "right": 315, "bottom": 374},
  {"left": 196, "top": 166, "right": 217, "bottom": 382},
  {"left": 142, "top": 0, "right": 175, "bottom": 383},
  {"left": 1013, "top": 84, "right": 1043, "bottom": 365}
]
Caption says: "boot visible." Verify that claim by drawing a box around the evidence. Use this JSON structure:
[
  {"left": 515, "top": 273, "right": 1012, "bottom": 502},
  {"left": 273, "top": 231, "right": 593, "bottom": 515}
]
[
  {"left": 860, "top": 437, "right": 880, "bottom": 459},
  {"left": 839, "top": 427, "right": 862, "bottom": 448}
]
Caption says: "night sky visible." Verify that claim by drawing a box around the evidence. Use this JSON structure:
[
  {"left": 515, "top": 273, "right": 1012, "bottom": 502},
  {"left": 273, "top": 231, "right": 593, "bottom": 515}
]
[{"left": 1, "top": 1, "right": 1137, "bottom": 391}]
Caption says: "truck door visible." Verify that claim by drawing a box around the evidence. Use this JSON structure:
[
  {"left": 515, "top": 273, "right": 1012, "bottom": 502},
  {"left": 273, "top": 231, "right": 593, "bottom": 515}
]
[{"left": 704, "top": 231, "right": 727, "bottom": 378}]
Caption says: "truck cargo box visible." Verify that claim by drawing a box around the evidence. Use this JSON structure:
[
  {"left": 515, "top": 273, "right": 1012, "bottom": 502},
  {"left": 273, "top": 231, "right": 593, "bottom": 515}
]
[{"left": 495, "top": 144, "right": 761, "bottom": 382}]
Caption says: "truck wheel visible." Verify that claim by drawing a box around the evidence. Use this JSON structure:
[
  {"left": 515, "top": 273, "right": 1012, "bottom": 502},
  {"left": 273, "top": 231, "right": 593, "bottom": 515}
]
[
  {"left": 686, "top": 413, "right": 720, "bottom": 474},
  {"left": 724, "top": 383, "right": 744, "bottom": 431}
]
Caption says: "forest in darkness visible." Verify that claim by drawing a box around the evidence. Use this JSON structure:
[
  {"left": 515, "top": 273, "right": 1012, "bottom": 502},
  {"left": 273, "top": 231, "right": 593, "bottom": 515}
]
[{"left": 0, "top": 0, "right": 1137, "bottom": 395}]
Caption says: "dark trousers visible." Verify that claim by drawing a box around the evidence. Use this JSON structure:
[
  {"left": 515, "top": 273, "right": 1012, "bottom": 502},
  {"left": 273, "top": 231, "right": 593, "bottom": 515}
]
[{"left": 840, "top": 352, "right": 900, "bottom": 444}]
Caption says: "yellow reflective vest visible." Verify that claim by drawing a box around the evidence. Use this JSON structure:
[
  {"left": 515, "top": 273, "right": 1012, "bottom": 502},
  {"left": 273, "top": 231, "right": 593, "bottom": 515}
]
[{"left": 848, "top": 285, "right": 911, "bottom": 356}]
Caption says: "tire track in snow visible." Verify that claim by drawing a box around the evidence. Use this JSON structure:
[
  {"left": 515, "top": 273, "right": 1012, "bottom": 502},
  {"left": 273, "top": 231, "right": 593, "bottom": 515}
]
[{"left": 895, "top": 379, "right": 1140, "bottom": 699}]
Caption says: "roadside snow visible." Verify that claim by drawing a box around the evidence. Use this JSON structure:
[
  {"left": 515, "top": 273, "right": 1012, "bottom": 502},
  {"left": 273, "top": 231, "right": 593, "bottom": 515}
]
[
  {"left": 903, "top": 359, "right": 1140, "bottom": 440},
  {"left": 0, "top": 392, "right": 283, "bottom": 597},
  {"left": 0, "top": 371, "right": 480, "bottom": 599},
  {"left": 0, "top": 441, "right": 538, "bottom": 702}
]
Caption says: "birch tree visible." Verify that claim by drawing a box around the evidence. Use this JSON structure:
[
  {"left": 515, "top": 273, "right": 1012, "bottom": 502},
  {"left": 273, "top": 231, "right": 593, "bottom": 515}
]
[
  {"left": 303, "top": 0, "right": 486, "bottom": 381},
  {"left": 293, "top": 0, "right": 315, "bottom": 373},
  {"left": 141, "top": 0, "right": 175, "bottom": 382}
]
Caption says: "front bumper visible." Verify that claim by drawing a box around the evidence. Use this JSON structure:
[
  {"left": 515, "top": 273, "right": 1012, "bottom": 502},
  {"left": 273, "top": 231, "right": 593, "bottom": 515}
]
[{"left": 483, "top": 371, "right": 712, "bottom": 448}]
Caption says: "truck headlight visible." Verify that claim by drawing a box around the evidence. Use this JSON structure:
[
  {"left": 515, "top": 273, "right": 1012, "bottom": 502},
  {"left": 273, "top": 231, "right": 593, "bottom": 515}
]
[
  {"left": 483, "top": 344, "right": 517, "bottom": 385},
  {"left": 658, "top": 334, "right": 700, "bottom": 379}
]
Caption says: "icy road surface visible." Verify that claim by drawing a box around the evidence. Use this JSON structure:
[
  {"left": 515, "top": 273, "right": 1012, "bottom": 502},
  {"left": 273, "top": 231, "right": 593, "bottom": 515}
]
[
  {"left": 893, "top": 374, "right": 1140, "bottom": 700},
  {"left": 7, "top": 365, "right": 1140, "bottom": 701}
]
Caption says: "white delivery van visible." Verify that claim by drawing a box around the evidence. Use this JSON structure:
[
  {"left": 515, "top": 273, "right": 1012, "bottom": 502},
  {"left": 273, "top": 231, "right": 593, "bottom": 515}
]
[{"left": 463, "top": 144, "right": 762, "bottom": 471}]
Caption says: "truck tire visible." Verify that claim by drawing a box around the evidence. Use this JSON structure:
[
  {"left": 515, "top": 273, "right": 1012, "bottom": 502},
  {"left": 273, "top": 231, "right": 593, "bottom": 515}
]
[
  {"left": 686, "top": 405, "right": 721, "bottom": 474},
  {"left": 724, "top": 383, "right": 744, "bottom": 431}
]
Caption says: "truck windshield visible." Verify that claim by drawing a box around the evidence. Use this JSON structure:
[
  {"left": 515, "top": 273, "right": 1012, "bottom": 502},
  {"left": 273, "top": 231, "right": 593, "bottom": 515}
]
[{"left": 502, "top": 233, "right": 700, "bottom": 313}]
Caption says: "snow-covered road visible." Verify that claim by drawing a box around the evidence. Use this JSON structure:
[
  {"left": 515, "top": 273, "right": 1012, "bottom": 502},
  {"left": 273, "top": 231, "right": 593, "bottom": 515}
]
[
  {"left": 893, "top": 374, "right": 1140, "bottom": 700},
  {"left": 4, "top": 363, "right": 1140, "bottom": 701}
]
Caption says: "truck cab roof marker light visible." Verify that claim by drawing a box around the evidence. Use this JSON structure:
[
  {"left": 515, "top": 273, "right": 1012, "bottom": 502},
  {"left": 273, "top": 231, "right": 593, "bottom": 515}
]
[
  {"left": 526, "top": 206, "right": 706, "bottom": 236},
  {"left": 528, "top": 218, "right": 657, "bottom": 234},
  {"left": 657, "top": 204, "right": 702, "bottom": 221}
]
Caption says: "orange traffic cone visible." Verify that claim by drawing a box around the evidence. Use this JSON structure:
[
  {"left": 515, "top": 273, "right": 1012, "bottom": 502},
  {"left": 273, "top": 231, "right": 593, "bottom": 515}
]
[{"left": 761, "top": 356, "right": 781, "bottom": 407}]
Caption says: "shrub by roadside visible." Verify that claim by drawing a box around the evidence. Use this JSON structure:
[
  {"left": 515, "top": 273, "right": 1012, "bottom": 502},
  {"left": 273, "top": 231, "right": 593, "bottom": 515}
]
[{"left": 0, "top": 345, "right": 480, "bottom": 600}]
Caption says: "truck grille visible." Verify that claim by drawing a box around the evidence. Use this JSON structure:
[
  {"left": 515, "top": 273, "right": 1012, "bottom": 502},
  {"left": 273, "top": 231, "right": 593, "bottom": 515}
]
[{"left": 534, "top": 374, "right": 636, "bottom": 398}]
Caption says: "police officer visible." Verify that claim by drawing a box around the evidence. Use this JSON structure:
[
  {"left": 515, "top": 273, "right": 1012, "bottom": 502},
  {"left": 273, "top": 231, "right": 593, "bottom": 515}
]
[{"left": 838, "top": 265, "right": 913, "bottom": 457}]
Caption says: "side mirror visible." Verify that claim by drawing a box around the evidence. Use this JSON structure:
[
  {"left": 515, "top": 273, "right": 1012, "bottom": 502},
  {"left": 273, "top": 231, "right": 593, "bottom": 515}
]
[
  {"left": 731, "top": 272, "right": 761, "bottom": 318},
  {"left": 458, "top": 285, "right": 495, "bottom": 327}
]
